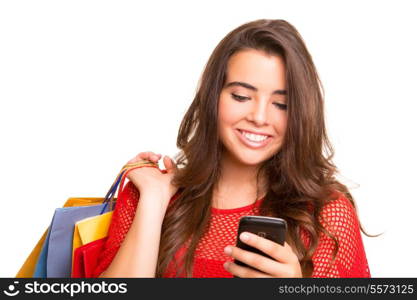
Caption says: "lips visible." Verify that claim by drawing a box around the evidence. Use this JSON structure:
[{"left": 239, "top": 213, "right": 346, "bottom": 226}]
[
  {"left": 238, "top": 129, "right": 273, "bottom": 137},
  {"left": 235, "top": 129, "right": 272, "bottom": 149}
]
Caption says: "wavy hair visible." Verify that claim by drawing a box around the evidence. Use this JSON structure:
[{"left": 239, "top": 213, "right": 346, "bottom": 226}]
[{"left": 155, "top": 19, "right": 375, "bottom": 277}]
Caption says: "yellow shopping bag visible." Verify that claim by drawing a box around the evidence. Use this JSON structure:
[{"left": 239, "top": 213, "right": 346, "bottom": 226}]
[{"left": 72, "top": 211, "right": 113, "bottom": 264}]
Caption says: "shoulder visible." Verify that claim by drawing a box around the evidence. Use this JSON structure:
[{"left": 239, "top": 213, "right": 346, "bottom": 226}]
[
  {"left": 313, "top": 192, "right": 371, "bottom": 277},
  {"left": 320, "top": 192, "right": 356, "bottom": 219},
  {"left": 318, "top": 192, "right": 359, "bottom": 235}
]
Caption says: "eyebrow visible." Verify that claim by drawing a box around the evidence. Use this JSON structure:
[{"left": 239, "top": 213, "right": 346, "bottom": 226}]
[{"left": 225, "top": 81, "right": 287, "bottom": 95}]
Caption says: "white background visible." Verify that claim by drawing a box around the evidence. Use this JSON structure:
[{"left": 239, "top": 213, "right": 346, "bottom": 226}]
[{"left": 1, "top": 0, "right": 416, "bottom": 277}]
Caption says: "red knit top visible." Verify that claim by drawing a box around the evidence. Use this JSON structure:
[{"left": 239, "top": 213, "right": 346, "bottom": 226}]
[{"left": 93, "top": 181, "right": 371, "bottom": 278}]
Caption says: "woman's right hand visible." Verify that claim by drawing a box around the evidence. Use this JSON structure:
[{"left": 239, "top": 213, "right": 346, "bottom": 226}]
[{"left": 126, "top": 151, "right": 179, "bottom": 205}]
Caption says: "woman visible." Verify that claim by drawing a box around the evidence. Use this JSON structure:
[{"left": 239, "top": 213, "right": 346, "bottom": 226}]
[{"left": 95, "top": 19, "right": 371, "bottom": 278}]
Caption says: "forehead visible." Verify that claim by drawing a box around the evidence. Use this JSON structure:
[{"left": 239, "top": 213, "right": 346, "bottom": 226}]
[{"left": 225, "top": 49, "right": 286, "bottom": 89}]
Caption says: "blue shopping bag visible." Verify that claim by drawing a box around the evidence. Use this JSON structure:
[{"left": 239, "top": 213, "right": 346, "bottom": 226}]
[
  {"left": 33, "top": 226, "right": 51, "bottom": 277},
  {"left": 45, "top": 203, "right": 110, "bottom": 278}
]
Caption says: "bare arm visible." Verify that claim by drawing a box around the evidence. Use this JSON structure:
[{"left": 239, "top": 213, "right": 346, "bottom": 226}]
[
  {"left": 99, "top": 190, "right": 169, "bottom": 278},
  {"left": 97, "top": 151, "right": 177, "bottom": 278}
]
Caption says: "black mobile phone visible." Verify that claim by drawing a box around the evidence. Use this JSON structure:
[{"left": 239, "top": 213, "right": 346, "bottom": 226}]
[{"left": 234, "top": 216, "right": 287, "bottom": 273}]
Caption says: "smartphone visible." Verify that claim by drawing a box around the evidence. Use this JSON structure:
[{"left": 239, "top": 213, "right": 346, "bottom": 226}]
[{"left": 234, "top": 216, "right": 287, "bottom": 273}]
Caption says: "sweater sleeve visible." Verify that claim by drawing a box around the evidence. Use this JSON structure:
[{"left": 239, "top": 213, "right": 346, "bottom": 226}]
[
  {"left": 92, "top": 181, "right": 140, "bottom": 277},
  {"left": 92, "top": 180, "right": 180, "bottom": 277},
  {"left": 311, "top": 194, "right": 371, "bottom": 278}
]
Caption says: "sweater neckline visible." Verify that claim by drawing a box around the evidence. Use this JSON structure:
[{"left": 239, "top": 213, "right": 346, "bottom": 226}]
[{"left": 211, "top": 197, "right": 264, "bottom": 214}]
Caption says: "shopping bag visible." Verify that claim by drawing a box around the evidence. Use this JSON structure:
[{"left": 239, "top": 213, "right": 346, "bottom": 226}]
[
  {"left": 16, "top": 160, "right": 159, "bottom": 278},
  {"left": 33, "top": 226, "right": 51, "bottom": 277},
  {"left": 72, "top": 237, "right": 107, "bottom": 278},
  {"left": 71, "top": 211, "right": 113, "bottom": 271},
  {"left": 46, "top": 203, "right": 111, "bottom": 277},
  {"left": 15, "top": 229, "right": 48, "bottom": 278},
  {"left": 72, "top": 211, "right": 113, "bottom": 254},
  {"left": 16, "top": 197, "right": 107, "bottom": 278}
]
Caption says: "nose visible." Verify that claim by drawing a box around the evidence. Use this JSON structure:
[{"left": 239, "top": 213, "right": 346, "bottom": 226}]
[{"left": 247, "top": 98, "right": 269, "bottom": 126}]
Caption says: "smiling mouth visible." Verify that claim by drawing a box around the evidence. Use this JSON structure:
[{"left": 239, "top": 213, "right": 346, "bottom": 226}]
[{"left": 236, "top": 129, "right": 272, "bottom": 148}]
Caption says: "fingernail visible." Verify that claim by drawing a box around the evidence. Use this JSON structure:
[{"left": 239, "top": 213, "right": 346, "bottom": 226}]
[
  {"left": 224, "top": 246, "right": 232, "bottom": 255},
  {"left": 240, "top": 232, "right": 250, "bottom": 242},
  {"left": 223, "top": 261, "right": 230, "bottom": 268}
]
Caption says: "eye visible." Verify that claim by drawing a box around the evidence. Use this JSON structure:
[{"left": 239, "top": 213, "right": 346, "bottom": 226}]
[
  {"left": 231, "top": 93, "right": 249, "bottom": 101},
  {"left": 273, "top": 102, "right": 287, "bottom": 110},
  {"left": 231, "top": 93, "right": 287, "bottom": 110}
]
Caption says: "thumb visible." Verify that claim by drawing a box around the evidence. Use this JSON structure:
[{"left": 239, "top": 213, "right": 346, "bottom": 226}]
[{"left": 163, "top": 155, "right": 177, "bottom": 173}]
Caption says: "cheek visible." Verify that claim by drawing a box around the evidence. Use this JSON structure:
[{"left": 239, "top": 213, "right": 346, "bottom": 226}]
[
  {"left": 271, "top": 112, "right": 288, "bottom": 136},
  {"left": 218, "top": 97, "right": 242, "bottom": 127},
  {"left": 280, "top": 115, "right": 288, "bottom": 134}
]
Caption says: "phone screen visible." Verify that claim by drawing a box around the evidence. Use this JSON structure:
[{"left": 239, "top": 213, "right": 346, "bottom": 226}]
[{"left": 234, "top": 216, "right": 287, "bottom": 272}]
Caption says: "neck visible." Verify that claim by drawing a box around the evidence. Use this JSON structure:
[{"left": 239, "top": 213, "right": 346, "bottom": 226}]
[{"left": 212, "top": 151, "right": 267, "bottom": 209}]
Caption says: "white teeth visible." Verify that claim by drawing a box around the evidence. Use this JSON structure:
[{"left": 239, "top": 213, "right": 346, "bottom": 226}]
[{"left": 241, "top": 131, "right": 268, "bottom": 142}]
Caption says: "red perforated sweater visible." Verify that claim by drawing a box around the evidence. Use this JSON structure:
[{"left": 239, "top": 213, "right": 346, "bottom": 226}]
[{"left": 93, "top": 181, "right": 371, "bottom": 278}]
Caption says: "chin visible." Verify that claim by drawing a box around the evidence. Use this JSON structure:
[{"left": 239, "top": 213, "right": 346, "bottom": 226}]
[{"left": 234, "top": 152, "right": 270, "bottom": 167}]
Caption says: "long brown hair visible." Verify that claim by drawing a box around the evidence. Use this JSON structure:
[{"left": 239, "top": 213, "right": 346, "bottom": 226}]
[{"left": 156, "top": 19, "right": 376, "bottom": 278}]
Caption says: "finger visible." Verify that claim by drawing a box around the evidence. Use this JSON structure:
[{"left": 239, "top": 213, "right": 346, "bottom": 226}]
[
  {"left": 225, "top": 245, "right": 284, "bottom": 276},
  {"left": 150, "top": 153, "right": 162, "bottom": 162},
  {"left": 239, "top": 232, "right": 296, "bottom": 264},
  {"left": 128, "top": 152, "right": 149, "bottom": 164},
  {"left": 163, "top": 156, "right": 177, "bottom": 173},
  {"left": 127, "top": 151, "right": 161, "bottom": 164},
  {"left": 223, "top": 261, "right": 271, "bottom": 278},
  {"left": 136, "top": 151, "right": 161, "bottom": 162}
]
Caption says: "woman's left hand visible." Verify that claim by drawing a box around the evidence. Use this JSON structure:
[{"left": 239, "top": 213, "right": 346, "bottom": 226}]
[{"left": 223, "top": 232, "right": 302, "bottom": 278}]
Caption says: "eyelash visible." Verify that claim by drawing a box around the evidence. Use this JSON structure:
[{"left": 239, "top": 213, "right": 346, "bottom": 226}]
[{"left": 231, "top": 93, "right": 287, "bottom": 110}]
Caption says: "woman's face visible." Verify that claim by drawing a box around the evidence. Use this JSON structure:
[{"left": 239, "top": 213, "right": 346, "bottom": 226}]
[{"left": 218, "top": 48, "right": 288, "bottom": 167}]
